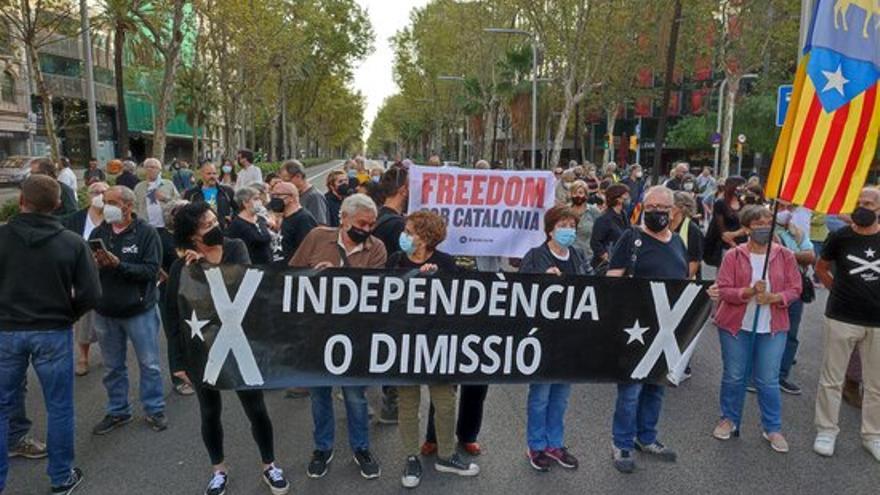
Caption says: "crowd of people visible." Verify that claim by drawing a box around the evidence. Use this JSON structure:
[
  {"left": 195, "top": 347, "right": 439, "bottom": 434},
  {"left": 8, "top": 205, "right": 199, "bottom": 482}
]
[{"left": 0, "top": 153, "right": 878, "bottom": 495}]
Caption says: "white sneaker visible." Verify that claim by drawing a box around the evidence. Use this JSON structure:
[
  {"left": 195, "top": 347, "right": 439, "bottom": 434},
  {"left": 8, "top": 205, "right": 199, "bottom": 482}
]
[
  {"left": 813, "top": 433, "right": 836, "bottom": 457},
  {"left": 863, "top": 439, "right": 880, "bottom": 462}
]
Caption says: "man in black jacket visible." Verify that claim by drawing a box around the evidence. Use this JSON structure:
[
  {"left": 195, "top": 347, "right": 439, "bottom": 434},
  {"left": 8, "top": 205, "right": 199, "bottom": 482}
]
[
  {"left": 0, "top": 175, "right": 100, "bottom": 494},
  {"left": 184, "top": 162, "right": 237, "bottom": 229},
  {"left": 88, "top": 185, "right": 167, "bottom": 436}
]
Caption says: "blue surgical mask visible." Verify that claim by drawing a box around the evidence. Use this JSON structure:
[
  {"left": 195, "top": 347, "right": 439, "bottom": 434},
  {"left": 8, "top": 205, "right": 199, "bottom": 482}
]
[
  {"left": 347, "top": 170, "right": 357, "bottom": 178},
  {"left": 399, "top": 232, "right": 416, "bottom": 254},
  {"left": 371, "top": 176, "right": 380, "bottom": 183},
  {"left": 553, "top": 227, "right": 576, "bottom": 248}
]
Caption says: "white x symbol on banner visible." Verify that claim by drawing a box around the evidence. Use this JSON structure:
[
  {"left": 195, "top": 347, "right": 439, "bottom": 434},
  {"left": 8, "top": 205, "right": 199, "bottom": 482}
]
[
  {"left": 202, "top": 267, "right": 265, "bottom": 386},
  {"left": 630, "top": 282, "right": 703, "bottom": 380},
  {"left": 847, "top": 254, "right": 880, "bottom": 275}
]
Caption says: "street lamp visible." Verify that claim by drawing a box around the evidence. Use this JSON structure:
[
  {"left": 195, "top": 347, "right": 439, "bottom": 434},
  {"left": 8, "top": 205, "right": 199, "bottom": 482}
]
[
  {"left": 714, "top": 73, "right": 758, "bottom": 175},
  {"left": 484, "top": 28, "right": 538, "bottom": 169}
]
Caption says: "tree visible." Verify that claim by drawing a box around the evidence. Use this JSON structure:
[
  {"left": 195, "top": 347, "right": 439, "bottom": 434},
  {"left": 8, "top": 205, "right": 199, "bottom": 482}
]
[
  {"left": 132, "top": 0, "right": 187, "bottom": 163},
  {"left": 1, "top": 0, "right": 80, "bottom": 161},
  {"left": 95, "top": 0, "right": 137, "bottom": 158}
]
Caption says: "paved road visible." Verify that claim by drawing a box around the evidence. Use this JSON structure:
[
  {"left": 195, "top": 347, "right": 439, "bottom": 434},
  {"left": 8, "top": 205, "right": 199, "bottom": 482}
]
[{"left": 5, "top": 176, "right": 880, "bottom": 494}]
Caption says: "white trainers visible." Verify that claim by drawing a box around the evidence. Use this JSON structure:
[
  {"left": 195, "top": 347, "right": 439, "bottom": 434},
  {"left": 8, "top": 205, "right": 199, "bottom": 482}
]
[
  {"left": 863, "top": 439, "right": 880, "bottom": 462},
  {"left": 813, "top": 433, "right": 836, "bottom": 457}
]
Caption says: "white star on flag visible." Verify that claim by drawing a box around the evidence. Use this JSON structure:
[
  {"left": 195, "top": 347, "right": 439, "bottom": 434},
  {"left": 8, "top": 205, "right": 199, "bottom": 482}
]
[
  {"left": 185, "top": 310, "right": 210, "bottom": 342},
  {"left": 623, "top": 320, "right": 650, "bottom": 345},
  {"left": 821, "top": 65, "right": 849, "bottom": 97},
  {"left": 866, "top": 248, "right": 876, "bottom": 259}
]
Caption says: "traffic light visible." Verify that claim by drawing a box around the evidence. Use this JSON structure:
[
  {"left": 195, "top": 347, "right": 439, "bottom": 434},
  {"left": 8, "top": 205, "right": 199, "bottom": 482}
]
[{"left": 629, "top": 135, "right": 638, "bottom": 151}]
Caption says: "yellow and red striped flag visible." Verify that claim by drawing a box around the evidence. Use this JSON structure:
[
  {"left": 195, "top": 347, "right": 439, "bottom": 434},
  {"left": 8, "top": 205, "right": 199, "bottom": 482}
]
[{"left": 766, "top": 0, "right": 880, "bottom": 214}]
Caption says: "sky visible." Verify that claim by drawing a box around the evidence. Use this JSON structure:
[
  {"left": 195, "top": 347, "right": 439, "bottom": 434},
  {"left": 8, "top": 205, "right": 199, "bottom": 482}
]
[{"left": 354, "top": 0, "right": 429, "bottom": 143}]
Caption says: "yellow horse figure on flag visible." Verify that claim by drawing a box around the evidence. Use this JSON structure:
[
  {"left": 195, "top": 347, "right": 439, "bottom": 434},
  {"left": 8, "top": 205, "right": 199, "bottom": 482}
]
[{"left": 834, "top": 0, "right": 880, "bottom": 38}]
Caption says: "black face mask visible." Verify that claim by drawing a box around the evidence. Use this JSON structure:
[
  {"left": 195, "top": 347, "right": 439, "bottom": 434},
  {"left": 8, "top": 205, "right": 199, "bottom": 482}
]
[
  {"left": 268, "top": 197, "right": 286, "bottom": 213},
  {"left": 852, "top": 207, "right": 878, "bottom": 227},
  {"left": 644, "top": 210, "right": 670, "bottom": 233},
  {"left": 571, "top": 196, "right": 587, "bottom": 206},
  {"left": 202, "top": 225, "right": 224, "bottom": 247},
  {"left": 347, "top": 226, "right": 371, "bottom": 244},
  {"left": 587, "top": 193, "right": 604, "bottom": 206},
  {"left": 336, "top": 183, "right": 351, "bottom": 197}
]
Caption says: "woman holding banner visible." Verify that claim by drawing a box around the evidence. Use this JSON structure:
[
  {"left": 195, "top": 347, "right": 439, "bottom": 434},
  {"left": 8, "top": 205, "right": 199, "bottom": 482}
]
[
  {"left": 519, "top": 206, "right": 588, "bottom": 472},
  {"left": 165, "top": 202, "right": 291, "bottom": 495},
  {"left": 713, "top": 205, "right": 802, "bottom": 453},
  {"left": 387, "top": 210, "right": 480, "bottom": 488}
]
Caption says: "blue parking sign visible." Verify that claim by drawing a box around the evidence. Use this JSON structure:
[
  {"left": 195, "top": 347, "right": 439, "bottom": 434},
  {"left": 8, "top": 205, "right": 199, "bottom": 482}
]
[{"left": 776, "top": 85, "right": 793, "bottom": 127}]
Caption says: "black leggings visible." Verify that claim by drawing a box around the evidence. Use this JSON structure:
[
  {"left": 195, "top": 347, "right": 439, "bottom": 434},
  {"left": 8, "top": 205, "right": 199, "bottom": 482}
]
[{"left": 194, "top": 385, "right": 275, "bottom": 465}]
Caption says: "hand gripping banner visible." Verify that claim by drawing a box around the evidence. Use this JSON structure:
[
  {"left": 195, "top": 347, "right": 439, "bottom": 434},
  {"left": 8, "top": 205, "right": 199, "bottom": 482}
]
[{"left": 176, "top": 265, "right": 712, "bottom": 390}]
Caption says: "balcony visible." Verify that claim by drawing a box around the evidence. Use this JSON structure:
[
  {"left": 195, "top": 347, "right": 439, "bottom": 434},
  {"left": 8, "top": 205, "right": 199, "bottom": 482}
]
[{"left": 43, "top": 73, "right": 117, "bottom": 107}]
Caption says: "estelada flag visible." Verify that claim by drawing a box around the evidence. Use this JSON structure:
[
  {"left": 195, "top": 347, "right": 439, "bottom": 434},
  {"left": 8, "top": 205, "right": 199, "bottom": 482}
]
[{"left": 766, "top": 0, "right": 880, "bottom": 214}]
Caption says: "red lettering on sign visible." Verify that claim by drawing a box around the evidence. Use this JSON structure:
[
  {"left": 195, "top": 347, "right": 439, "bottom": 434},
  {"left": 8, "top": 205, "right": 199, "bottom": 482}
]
[
  {"left": 471, "top": 175, "right": 487, "bottom": 205},
  {"left": 455, "top": 174, "right": 470, "bottom": 205},
  {"left": 438, "top": 174, "right": 454, "bottom": 204},
  {"left": 522, "top": 178, "right": 546, "bottom": 208},
  {"left": 504, "top": 177, "right": 523, "bottom": 207},
  {"left": 421, "top": 173, "right": 437, "bottom": 204},
  {"left": 487, "top": 176, "right": 504, "bottom": 205}
]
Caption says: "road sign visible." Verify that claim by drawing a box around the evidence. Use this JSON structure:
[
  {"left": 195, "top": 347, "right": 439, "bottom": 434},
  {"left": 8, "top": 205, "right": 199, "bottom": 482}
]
[
  {"left": 737, "top": 134, "right": 747, "bottom": 144},
  {"left": 710, "top": 132, "right": 722, "bottom": 145},
  {"left": 776, "top": 84, "right": 793, "bottom": 127}
]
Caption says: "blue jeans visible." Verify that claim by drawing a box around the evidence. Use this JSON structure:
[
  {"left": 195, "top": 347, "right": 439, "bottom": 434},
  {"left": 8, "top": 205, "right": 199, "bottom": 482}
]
[
  {"left": 310, "top": 386, "right": 369, "bottom": 451},
  {"left": 612, "top": 383, "right": 665, "bottom": 450},
  {"left": 780, "top": 300, "right": 805, "bottom": 380},
  {"left": 526, "top": 383, "right": 571, "bottom": 451},
  {"left": 0, "top": 331, "right": 75, "bottom": 490},
  {"left": 718, "top": 328, "right": 786, "bottom": 433},
  {"left": 95, "top": 308, "right": 165, "bottom": 416},
  {"left": 7, "top": 379, "right": 30, "bottom": 449}
]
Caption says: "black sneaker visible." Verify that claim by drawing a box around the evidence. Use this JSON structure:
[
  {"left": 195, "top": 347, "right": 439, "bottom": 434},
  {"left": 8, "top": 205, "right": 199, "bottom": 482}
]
[
  {"left": 612, "top": 446, "right": 635, "bottom": 474},
  {"left": 401, "top": 456, "right": 422, "bottom": 488},
  {"left": 204, "top": 471, "right": 227, "bottom": 495},
  {"left": 634, "top": 440, "right": 677, "bottom": 462},
  {"left": 354, "top": 449, "right": 381, "bottom": 479},
  {"left": 92, "top": 414, "right": 132, "bottom": 435},
  {"left": 51, "top": 467, "right": 83, "bottom": 494},
  {"left": 145, "top": 412, "right": 168, "bottom": 432},
  {"left": 262, "top": 464, "right": 290, "bottom": 495},
  {"left": 434, "top": 453, "right": 479, "bottom": 476},
  {"left": 378, "top": 403, "right": 399, "bottom": 425},
  {"left": 307, "top": 449, "right": 333, "bottom": 479},
  {"left": 780, "top": 379, "right": 802, "bottom": 395}
]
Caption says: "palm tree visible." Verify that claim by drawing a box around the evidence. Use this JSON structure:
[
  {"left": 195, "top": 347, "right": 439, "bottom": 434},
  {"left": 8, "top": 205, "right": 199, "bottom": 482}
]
[
  {"left": 95, "top": 0, "right": 138, "bottom": 158},
  {"left": 496, "top": 45, "right": 533, "bottom": 167}
]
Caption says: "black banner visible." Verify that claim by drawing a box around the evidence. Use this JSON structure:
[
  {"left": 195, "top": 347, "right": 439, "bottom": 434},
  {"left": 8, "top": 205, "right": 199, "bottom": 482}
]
[{"left": 177, "top": 265, "right": 712, "bottom": 390}]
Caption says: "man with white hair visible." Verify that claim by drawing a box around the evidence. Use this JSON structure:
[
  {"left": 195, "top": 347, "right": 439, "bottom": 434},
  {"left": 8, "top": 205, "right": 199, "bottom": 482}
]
[
  {"left": 607, "top": 185, "right": 688, "bottom": 474},
  {"left": 134, "top": 158, "right": 179, "bottom": 228},
  {"left": 289, "top": 193, "right": 386, "bottom": 480},
  {"left": 664, "top": 162, "right": 690, "bottom": 191},
  {"left": 88, "top": 185, "right": 166, "bottom": 436}
]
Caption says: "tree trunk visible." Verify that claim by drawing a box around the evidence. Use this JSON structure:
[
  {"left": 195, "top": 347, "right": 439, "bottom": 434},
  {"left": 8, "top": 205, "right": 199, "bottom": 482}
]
[
  {"left": 150, "top": 1, "right": 186, "bottom": 163},
  {"left": 720, "top": 75, "right": 740, "bottom": 178},
  {"left": 605, "top": 107, "right": 617, "bottom": 166},
  {"left": 551, "top": 101, "right": 574, "bottom": 169},
  {"left": 28, "top": 47, "right": 60, "bottom": 161},
  {"left": 269, "top": 111, "right": 278, "bottom": 162},
  {"left": 652, "top": 0, "right": 682, "bottom": 183},
  {"left": 290, "top": 120, "right": 298, "bottom": 159},
  {"left": 113, "top": 24, "right": 129, "bottom": 158},
  {"left": 574, "top": 101, "right": 583, "bottom": 164},
  {"left": 191, "top": 111, "right": 199, "bottom": 165}
]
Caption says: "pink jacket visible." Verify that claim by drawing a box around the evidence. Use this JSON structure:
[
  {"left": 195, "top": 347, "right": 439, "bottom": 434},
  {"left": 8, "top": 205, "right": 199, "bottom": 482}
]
[{"left": 713, "top": 243, "right": 802, "bottom": 335}]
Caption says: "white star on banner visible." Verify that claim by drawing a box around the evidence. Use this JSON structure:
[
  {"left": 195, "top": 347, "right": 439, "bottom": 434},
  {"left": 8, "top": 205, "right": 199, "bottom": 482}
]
[
  {"left": 821, "top": 65, "right": 849, "bottom": 97},
  {"left": 185, "top": 310, "right": 210, "bottom": 342},
  {"left": 866, "top": 248, "right": 876, "bottom": 259},
  {"left": 623, "top": 320, "right": 650, "bottom": 345}
]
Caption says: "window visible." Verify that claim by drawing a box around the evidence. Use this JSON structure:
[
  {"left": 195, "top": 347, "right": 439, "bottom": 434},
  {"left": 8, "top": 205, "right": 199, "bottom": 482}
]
[
  {"left": 1, "top": 72, "right": 14, "bottom": 103},
  {"left": 38, "top": 53, "right": 81, "bottom": 77}
]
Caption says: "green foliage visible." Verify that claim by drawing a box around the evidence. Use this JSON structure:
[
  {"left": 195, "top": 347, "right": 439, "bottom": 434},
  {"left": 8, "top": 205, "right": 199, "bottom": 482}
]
[
  {"left": 668, "top": 113, "right": 715, "bottom": 152},
  {"left": 0, "top": 199, "right": 19, "bottom": 223}
]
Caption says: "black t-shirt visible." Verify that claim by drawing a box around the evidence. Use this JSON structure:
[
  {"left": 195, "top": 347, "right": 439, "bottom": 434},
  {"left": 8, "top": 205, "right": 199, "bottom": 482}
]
[
  {"left": 822, "top": 227, "right": 880, "bottom": 326},
  {"left": 387, "top": 250, "right": 458, "bottom": 273},
  {"left": 225, "top": 215, "right": 273, "bottom": 265},
  {"left": 275, "top": 209, "right": 318, "bottom": 263},
  {"left": 609, "top": 228, "right": 689, "bottom": 279},
  {"left": 373, "top": 206, "right": 406, "bottom": 256}
]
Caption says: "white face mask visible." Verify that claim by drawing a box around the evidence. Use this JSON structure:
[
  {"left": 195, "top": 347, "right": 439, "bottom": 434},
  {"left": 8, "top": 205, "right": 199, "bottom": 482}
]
[
  {"left": 91, "top": 194, "right": 104, "bottom": 210},
  {"left": 103, "top": 204, "right": 123, "bottom": 224}
]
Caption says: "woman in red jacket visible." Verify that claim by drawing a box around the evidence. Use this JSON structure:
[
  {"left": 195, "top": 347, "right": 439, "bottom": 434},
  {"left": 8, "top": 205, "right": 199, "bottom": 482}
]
[{"left": 712, "top": 205, "right": 802, "bottom": 453}]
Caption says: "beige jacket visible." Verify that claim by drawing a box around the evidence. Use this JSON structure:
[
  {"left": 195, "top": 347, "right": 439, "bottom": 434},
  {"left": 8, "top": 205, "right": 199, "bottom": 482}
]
[{"left": 134, "top": 178, "right": 180, "bottom": 224}]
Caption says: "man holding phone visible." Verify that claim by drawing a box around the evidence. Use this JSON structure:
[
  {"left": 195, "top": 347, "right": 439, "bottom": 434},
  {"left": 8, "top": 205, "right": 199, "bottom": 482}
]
[{"left": 87, "top": 186, "right": 167, "bottom": 436}]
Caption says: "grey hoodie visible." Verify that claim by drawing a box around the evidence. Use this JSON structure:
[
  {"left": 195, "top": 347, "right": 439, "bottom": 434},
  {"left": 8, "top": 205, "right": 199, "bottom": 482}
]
[{"left": 0, "top": 213, "right": 101, "bottom": 330}]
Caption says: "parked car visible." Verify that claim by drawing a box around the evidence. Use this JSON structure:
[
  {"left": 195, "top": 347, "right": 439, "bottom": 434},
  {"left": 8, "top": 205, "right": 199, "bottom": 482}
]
[{"left": 0, "top": 156, "right": 47, "bottom": 187}]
